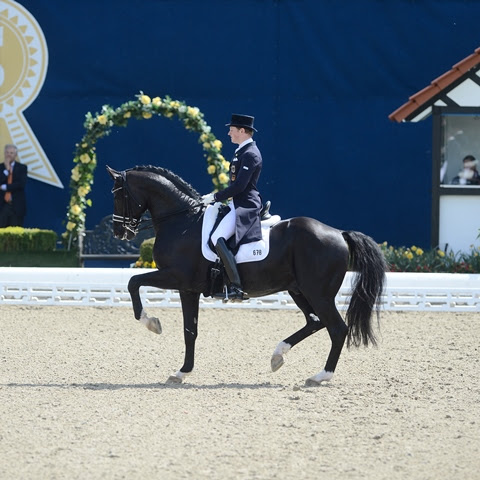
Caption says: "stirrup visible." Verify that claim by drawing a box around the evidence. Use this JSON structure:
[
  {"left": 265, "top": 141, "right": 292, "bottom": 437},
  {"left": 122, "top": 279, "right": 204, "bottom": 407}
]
[{"left": 213, "top": 285, "right": 248, "bottom": 303}]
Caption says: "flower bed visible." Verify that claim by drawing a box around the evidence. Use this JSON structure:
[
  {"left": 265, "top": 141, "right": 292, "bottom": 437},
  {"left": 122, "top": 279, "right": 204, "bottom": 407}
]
[{"left": 380, "top": 242, "right": 480, "bottom": 273}]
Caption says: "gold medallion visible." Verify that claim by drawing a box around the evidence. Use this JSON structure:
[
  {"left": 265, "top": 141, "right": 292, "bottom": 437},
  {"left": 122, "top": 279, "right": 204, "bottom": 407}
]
[{"left": 0, "top": 0, "right": 62, "bottom": 187}]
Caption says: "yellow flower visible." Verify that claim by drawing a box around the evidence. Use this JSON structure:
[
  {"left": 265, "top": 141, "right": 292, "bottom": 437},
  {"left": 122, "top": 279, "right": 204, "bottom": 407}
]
[
  {"left": 213, "top": 139, "right": 222, "bottom": 150},
  {"left": 415, "top": 248, "right": 424, "bottom": 256},
  {"left": 404, "top": 251, "right": 414, "bottom": 260},
  {"left": 203, "top": 142, "right": 211, "bottom": 149},
  {"left": 187, "top": 106, "right": 199, "bottom": 117},
  {"left": 222, "top": 159, "right": 230, "bottom": 170},
  {"left": 207, "top": 165, "right": 216, "bottom": 174},
  {"left": 140, "top": 94, "right": 151, "bottom": 105},
  {"left": 78, "top": 186, "right": 90, "bottom": 197},
  {"left": 66, "top": 221, "right": 76, "bottom": 231},
  {"left": 152, "top": 97, "right": 162, "bottom": 107},
  {"left": 71, "top": 167, "right": 81, "bottom": 181},
  {"left": 437, "top": 250, "right": 445, "bottom": 257},
  {"left": 164, "top": 112, "right": 174, "bottom": 118},
  {"left": 79, "top": 153, "right": 91, "bottom": 163},
  {"left": 200, "top": 133, "right": 209, "bottom": 142},
  {"left": 142, "top": 112, "right": 153, "bottom": 119},
  {"left": 97, "top": 114, "right": 107, "bottom": 125},
  {"left": 218, "top": 173, "right": 229, "bottom": 184},
  {"left": 411, "top": 245, "right": 417, "bottom": 252},
  {"left": 170, "top": 100, "right": 180, "bottom": 109},
  {"left": 151, "top": 260, "right": 156, "bottom": 268},
  {"left": 81, "top": 143, "right": 88, "bottom": 148},
  {"left": 123, "top": 111, "right": 131, "bottom": 118},
  {"left": 70, "top": 204, "right": 82, "bottom": 216}
]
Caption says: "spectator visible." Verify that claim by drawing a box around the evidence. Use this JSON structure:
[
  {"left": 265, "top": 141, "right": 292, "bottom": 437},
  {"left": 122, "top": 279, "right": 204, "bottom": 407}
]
[
  {"left": 0, "top": 144, "right": 28, "bottom": 227},
  {"left": 451, "top": 155, "right": 480, "bottom": 186}
]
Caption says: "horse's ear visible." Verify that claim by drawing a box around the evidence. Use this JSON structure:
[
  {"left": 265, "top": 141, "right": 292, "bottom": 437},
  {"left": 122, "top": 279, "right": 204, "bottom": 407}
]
[{"left": 106, "top": 165, "right": 121, "bottom": 181}]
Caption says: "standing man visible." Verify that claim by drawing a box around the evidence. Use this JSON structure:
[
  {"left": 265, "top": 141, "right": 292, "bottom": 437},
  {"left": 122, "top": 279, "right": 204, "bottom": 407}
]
[
  {"left": 0, "top": 144, "right": 28, "bottom": 227},
  {"left": 202, "top": 114, "right": 263, "bottom": 300}
]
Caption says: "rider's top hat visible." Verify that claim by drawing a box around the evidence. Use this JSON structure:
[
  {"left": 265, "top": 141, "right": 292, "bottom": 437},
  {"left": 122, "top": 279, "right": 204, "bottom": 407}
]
[{"left": 226, "top": 114, "right": 257, "bottom": 132}]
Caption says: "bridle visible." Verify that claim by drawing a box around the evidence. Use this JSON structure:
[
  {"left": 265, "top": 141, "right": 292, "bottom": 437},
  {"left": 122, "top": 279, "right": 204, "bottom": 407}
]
[
  {"left": 111, "top": 170, "right": 143, "bottom": 240},
  {"left": 111, "top": 169, "right": 203, "bottom": 240}
]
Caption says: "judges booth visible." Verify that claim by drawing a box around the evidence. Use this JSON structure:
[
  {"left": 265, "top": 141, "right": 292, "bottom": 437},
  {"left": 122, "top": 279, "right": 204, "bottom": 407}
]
[{"left": 390, "top": 47, "right": 480, "bottom": 253}]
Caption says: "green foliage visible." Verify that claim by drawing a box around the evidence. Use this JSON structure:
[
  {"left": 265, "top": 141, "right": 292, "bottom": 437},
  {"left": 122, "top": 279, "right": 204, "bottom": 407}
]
[
  {"left": 0, "top": 250, "right": 79, "bottom": 267},
  {"left": 0, "top": 227, "right": 57, "bottom": 253},
  {"left": 134, "top": 237, "right": 155, "bottom": 267},
  {"left": 380, "top": 242, "right": 480, "bottom": 273}
]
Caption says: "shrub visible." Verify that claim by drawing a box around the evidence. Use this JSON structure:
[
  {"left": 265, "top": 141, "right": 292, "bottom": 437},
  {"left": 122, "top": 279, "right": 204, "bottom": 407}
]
[
  {"left": 0, "top": 227, "right": 57, "bottom": 253},
  {"left": 134, "top": 237, "right": 156, "bottom": 268},
  {"left": 380, "top": 242, "right": 480, "bottom": 273}
]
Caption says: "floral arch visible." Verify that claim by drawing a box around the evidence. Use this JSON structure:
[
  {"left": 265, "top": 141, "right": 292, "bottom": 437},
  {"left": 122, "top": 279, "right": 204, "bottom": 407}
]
[{"left": 63, "top": 92, "right": 229, "bottom": 247}]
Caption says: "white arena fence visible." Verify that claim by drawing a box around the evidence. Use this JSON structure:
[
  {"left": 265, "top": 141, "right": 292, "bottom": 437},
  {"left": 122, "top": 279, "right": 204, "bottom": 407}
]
[{"left": 0, "top": 268, "right": 479, "bottom": 312}]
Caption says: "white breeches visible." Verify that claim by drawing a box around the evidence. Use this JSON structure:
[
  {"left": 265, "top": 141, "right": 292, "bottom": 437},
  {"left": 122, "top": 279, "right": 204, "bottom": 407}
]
[{"left": 211, "top": 200, "right": 236, "bottom": 246}]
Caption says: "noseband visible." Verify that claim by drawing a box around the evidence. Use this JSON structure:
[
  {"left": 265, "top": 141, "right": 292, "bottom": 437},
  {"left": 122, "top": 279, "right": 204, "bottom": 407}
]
[{"left": 111, "top": 171, "right": 143, "bottom": 240}]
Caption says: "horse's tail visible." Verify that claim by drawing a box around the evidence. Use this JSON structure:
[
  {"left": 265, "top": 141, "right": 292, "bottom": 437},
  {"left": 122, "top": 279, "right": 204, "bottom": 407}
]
[{"left": 342, "top": 231, "right": 387, "bottom": 348}]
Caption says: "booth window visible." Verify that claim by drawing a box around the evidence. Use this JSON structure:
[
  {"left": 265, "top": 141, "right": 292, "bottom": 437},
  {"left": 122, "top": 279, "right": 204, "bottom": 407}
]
[{"left": 440, "top": 114, "right": 480, "bottom": 186}]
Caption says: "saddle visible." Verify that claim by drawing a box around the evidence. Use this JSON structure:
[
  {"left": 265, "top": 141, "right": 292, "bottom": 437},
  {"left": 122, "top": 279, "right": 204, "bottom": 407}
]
[
  {"left": 201, "top": 201, "right": 281, "bottom": 300},
  {"left": 207, "top": 201, "right": 273, "bottom": 252},
  {"left": 201, "top": 201, "right": 280, "bottom": 265}
]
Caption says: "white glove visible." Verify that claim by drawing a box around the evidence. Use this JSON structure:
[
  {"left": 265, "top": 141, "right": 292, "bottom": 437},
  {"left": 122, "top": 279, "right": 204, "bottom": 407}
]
[{"left": 202, "top": 192, "right": 216, "bottom": 206}]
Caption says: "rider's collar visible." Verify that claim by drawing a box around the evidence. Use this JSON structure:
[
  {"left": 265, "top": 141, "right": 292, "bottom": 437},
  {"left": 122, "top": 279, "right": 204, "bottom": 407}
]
[{"left": 235, "top": 138, "right": 253, "bottom": 153}]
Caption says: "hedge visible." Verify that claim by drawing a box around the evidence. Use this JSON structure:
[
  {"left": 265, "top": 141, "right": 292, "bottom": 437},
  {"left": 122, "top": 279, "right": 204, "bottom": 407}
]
[{"left": 0, "top": 227, "right": 57, "bottom": 253}]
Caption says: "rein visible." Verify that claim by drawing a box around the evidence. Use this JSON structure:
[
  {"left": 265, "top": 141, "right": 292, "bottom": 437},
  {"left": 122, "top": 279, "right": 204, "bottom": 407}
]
[{"left": 112, "top": 170, "right": 202, "bottom": 239}]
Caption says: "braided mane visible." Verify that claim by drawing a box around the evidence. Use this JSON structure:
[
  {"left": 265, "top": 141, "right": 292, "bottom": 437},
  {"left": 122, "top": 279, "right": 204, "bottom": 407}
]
[{"left": 131, "top": 165, "right": 202, "bottom": 201}]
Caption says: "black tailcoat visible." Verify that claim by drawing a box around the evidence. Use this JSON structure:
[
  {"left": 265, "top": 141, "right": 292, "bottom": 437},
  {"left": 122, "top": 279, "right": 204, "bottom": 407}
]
[
  {"left": 214, "top": 141, "right": 262, "bottom": 247},
  {"left": 0, "top": 161, "right": 28, "bottom": 218}
]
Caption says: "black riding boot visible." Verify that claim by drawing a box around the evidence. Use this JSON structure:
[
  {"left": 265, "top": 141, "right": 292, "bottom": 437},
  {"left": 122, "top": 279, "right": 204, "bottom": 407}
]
[{"left": 215, "top": 237, "right": 246, "bottom": 302}]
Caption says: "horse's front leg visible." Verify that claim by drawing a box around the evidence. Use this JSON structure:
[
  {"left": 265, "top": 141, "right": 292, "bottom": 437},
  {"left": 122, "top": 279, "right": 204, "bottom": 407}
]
[
  {"left": 167, "top": 291, "right": 200, "bottom": 384},
  {"left": 128, "top": 269, "right": 174, "bottom": 333}
]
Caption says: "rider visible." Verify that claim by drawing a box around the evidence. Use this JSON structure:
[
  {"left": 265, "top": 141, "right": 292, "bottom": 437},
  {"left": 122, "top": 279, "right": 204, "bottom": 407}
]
[{"left": 202, "top": 114, "right": 263, "bottom": 300}]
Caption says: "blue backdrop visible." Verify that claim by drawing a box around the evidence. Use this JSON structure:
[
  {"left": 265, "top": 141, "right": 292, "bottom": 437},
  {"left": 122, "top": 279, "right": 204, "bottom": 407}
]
[{"left": 16, "top": 0, "right": 480, "bottom": 247}]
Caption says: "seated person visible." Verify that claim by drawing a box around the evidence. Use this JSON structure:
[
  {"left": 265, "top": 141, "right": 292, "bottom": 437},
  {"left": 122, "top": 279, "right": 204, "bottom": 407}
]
[{"left": 451, "top": 155, "right": 480, "bottom": 185}]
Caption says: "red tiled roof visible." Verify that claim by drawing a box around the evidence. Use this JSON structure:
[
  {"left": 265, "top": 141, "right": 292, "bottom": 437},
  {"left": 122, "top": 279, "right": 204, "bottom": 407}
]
[{"left": 389, "top": 47, "right": 480, "bottom": 122}]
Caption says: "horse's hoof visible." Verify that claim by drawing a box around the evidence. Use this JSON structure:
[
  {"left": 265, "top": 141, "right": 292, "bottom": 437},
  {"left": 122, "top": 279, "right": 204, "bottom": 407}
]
[
  {"left": 305, "top": 370, "right": 333, "bottom": 387},
  {"left": 305, "top": 378, "right": 322, "bottom": 387},
  {"left": 146, "top": 317, "right": 162, "bottom": 334},
  {"left": 166, "top": 375, "right": 183, "bottom": 384},
  {"left": 271, "top": 354, "right": 285, "bottom": 372}
]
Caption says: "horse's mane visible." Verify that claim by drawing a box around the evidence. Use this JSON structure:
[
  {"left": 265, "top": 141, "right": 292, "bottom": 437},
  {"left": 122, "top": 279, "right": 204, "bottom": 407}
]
[{"left": 131, "top": 165, "right": 202, "bottom": 201}]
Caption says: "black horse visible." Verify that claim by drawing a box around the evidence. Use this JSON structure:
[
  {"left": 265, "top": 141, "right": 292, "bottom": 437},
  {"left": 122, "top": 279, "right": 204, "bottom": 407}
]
[{"left": 107, "top": 165, "right": 387, "bottom": 386}]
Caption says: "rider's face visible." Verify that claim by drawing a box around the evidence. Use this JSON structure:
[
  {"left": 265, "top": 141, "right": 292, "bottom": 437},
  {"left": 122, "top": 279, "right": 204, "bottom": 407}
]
[{"left": 228, "top": 126, "right": 243, "bottom": 144}]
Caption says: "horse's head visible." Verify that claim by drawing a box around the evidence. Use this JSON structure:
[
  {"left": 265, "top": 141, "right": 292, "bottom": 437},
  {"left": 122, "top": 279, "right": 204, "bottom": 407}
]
[{"left": 107, "top": 165, "right": 146, "bottom": 241}]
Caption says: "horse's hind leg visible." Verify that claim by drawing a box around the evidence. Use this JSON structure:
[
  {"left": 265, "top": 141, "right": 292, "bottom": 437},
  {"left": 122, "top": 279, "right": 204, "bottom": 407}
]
[
  {"left": 304, "top": 297, "right": 348, "bottom": 386},
  {"left": 271, "top": 291, "right": 326, "bottom": 372}
]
